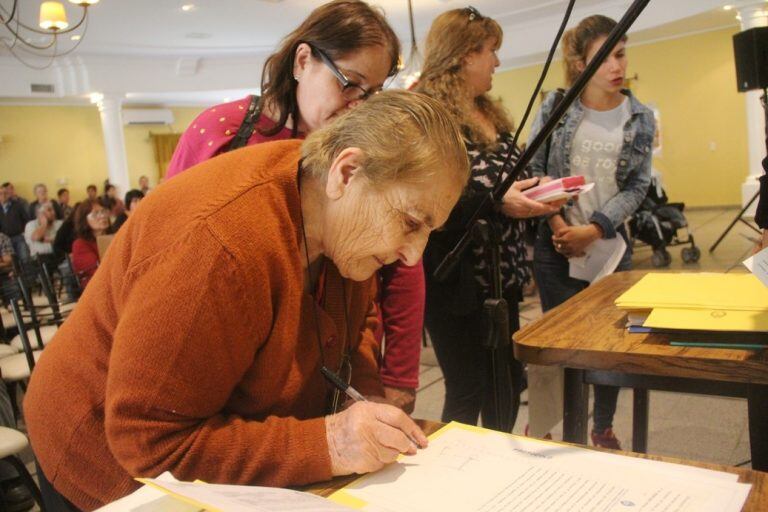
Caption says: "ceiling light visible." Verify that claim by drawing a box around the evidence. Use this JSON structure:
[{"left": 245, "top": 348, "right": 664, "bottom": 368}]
[
  {"left": 723, "top": 5, "right": 733, "bottom": 10},
  {"left": 39, "top": 2, "right": 69, "bottom": 30},
  {"left": 181, "top": 4, "right": 196, "bottom": 12},
  {"left": 3, "top": 0, "right": 101, "bottom": 69},
  {"left": 392, "top": 0, "right": 423, "bottom": 89}
]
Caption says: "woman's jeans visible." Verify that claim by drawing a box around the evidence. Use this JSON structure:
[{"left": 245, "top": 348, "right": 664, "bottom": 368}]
[{"left": 533, "top": 222, "right": 632, "bottom": 432}]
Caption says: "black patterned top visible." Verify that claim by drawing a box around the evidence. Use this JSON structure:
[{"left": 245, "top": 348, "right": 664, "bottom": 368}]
[
  {"left": 424, "top": 131, "right": 530, "bottom": 314},
  {"left": 465, "top": 132, "right": 531, "bottom": 294}
]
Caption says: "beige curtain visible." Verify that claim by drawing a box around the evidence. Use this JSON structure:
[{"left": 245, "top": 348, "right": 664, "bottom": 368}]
[{"left": 150, "top": 133, "right": 182, "bottom": 183}]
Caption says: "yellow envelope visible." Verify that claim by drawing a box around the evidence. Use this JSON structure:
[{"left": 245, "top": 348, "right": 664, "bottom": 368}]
[
  {"left": 615, "top": 273, "right": 768, "bottom": 312},
  {"left": 644, "top": 307, "right": 768, "bottom": 333}
]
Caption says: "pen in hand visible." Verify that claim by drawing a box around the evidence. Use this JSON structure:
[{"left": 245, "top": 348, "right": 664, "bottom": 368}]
[{"left": 321, "top": 366, "right": 423, "bottom": 451}]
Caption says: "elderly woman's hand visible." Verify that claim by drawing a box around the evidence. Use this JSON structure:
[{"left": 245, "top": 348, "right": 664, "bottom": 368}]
[
  {"left": 500, "top": 177, "right": 562, "bottom": 219},
  {"left": 325, "top": 401, "right": 428, "bottom": 476}
]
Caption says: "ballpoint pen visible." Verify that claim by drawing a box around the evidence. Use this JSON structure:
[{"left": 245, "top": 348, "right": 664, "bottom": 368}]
[{"left": 321, "top": 366, "right": 422, "bottom": 449}]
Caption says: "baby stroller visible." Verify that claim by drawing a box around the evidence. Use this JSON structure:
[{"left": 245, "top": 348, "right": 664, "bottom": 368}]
[{"left": 629, "top": 171, "right": 701, "bottom": 267}]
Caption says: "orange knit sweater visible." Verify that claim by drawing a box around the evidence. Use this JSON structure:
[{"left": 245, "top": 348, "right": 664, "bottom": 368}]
[{"left": 24, "top": 139, "right": 384, "bottom": 511}]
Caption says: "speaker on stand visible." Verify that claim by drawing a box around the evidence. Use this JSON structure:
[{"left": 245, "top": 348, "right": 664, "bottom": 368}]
[{"left": 709, "top": 26, "right": 768, "bottom": 253}]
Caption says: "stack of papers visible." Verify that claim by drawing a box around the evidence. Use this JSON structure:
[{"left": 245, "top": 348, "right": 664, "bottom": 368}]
[
  {"left": 523, "top": 175, "right": 595, "bottom": 203},
  {"left": 615, "top": 273, "right": 768, "bottom": 346}
]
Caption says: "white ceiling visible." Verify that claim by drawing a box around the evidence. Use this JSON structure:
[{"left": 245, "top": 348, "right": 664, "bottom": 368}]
[{"left": 0, "top": 0, "right": 743, "bottom": 106}]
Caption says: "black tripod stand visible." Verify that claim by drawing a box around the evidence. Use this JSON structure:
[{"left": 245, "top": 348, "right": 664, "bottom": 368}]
[{"left": 709, "top": 88, "right": 767, "bottom": 253}]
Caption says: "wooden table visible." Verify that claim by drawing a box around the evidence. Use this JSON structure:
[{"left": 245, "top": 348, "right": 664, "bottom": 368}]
[
  {"left": 306, "top": 419, "right": 768, "bottom": 511},
  {"left": 513, "top": 271, "right": 768, "bottom": 470}
]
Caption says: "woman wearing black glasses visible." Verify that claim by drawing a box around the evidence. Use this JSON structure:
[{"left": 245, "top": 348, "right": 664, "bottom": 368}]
[
  {"left": 415, "top": 8, "right": 558, "bottom": 432},
  {"left": 166, "top": 0, "right": 424, "bottom": 414}
]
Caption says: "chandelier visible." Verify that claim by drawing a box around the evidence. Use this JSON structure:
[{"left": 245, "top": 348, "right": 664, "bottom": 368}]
[
  {"left": 393, "top": 0, "right": 423, "bottom": 89},
  {"left": 0, "top": 0, "right": 100, "bottom": 70}
]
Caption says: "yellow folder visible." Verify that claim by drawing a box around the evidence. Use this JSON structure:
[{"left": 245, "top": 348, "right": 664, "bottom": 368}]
[
  {"left": 615, "top": 273, "right": 768, "bottom": 312},
  {"left": 644, "top": 308, "right": 768, "bottom": 333}
]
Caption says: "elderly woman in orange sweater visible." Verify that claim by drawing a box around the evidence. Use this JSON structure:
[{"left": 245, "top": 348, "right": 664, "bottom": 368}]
[{"left": 24, "top": 90, "right": 469, "bottom": 511}]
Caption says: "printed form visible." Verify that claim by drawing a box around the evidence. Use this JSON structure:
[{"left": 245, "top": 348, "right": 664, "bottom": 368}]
[{"left": 330, "top": 423, "right": 751, "bottom": 512}]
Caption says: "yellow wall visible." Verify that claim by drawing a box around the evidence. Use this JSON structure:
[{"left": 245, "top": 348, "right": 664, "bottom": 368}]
[
  {"left": 0, "top": 27, "right": 751, "bottom": 207},
  {"left": 0, "top": 105, "right": 203, "bottom": 203},
  {"left": 492, "top": 27, "right": 749, "bottom": 207}
]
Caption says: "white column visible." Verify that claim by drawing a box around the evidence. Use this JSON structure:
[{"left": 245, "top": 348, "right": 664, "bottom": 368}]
[
  {"left": 735, "top": 2, "right": 768, "bottom": 212},
  {"left": 95, "top": 93, "right": 130, "bottom": 197}
]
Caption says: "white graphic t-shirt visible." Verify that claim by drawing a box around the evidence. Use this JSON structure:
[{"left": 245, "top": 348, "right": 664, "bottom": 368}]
[{"left": 567, "top": 98, "right": 631, "bottom": 226}]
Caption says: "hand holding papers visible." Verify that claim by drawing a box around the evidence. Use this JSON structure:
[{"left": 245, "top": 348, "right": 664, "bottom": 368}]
[
  {"left": 522, "top": 175, "right": 595, "bottom": 203},
  {"left": 569, "top": 236, "right": 627, "bottom": 283}
]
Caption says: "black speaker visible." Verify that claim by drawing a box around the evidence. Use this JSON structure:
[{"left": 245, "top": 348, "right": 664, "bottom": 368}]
[{"left": 733, "top": 27, "right": 768, "bottom": 92}]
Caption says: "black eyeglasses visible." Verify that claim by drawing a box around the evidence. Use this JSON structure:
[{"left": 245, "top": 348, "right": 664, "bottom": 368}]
[
  {"left": 465, "top": 5, "right": 483, "bottom": 21},
  {"left": 306, "top": 43, "right": 377, "bottom": 102}
]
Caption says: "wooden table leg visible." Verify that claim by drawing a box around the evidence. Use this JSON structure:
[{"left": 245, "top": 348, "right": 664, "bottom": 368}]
[
  {"left": 563, "top": 368, "right": 589, "bottom": 445},
  {"left": 632, "top": 388, "right": 649, "bottom": 453},
  {"left": 748, "top": 383, "right": 768, "bottom": 472}
]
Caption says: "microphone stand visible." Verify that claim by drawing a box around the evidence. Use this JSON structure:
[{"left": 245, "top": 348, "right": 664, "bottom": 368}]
[{"left": 433, "top": 0, "right": 652, "bottom": 432}]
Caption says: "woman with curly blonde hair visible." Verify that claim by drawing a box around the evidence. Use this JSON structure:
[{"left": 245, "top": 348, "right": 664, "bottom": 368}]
[{"left": 415, "top": 7, "right": 557, "bottom": 431}]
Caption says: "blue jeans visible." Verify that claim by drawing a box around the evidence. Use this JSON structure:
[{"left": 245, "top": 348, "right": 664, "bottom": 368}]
[{"left": 533, "top": 222, "right": 632, "bottom": 432}]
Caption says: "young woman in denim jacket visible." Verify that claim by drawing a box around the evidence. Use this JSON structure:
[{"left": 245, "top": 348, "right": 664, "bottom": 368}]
[{"left": 526, "top": 15, "right": 655, "bottom": 449}]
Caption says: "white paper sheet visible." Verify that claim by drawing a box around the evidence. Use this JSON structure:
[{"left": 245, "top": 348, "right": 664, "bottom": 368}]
[
  {"left": 332, "top": 424, "right": 751, "bottom": 512},
  {"left": 139, "top": 479, "right": 354, "bottom": 512},
  {"left": 744, "top": 246, "right": 768, "bottom": 288},
  {"left": 95, "top": 473, "right": 201, "bottom": 512},
  {"left": 569, "top": 236, "right": 627, "bottom": 283}
]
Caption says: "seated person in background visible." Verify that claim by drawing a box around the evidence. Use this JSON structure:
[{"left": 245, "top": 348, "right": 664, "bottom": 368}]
[
  {"left": 102, "top": 183, "right": 125, "bottom": 218},
  {"left": 0, "top": 232, "right": 13, "bottom": 272},
  {"left": 52, "top": 202, "right": 82, "bottom": 257},
  {"left": 57, "top": 188, "right": 73, "bottom": 219},
  {"left": 71, "top": 200, "right": 110, "bottom": 289},
  {"left": 24, "top": 91, "right": 468, "bottom": 511},
  {"left": 0, "top": 184, "right": 30, "bottom": 261},
  {"left": 112, "top": 189, "right": 144, "bottom": 232},
  {"left": 24, "top": 201, "right": 62, "bottom": 264},
  {"left": 86, "top": 184, "right": 98, "bottom": 202},
  {"left": 29, "top": 183, "right": 64, "bottom": 220},
  {"left": 138, "top": 175, "right": 151, "bottom": 195},
  {"left": 2, "top": 182, "right": 30, "bottom": 216}
]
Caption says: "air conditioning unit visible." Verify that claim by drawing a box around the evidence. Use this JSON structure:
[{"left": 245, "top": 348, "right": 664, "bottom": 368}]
[{"left": 123, "top": 108, "right": 174, "bottom": 125}]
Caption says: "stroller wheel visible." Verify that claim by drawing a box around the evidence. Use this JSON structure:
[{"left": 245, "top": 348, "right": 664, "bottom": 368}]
[
  {"left": 681, "top": 246, "right": 701, "bottom": 264},
  {"left": 652, "top": 249, "right": 672, "bottom": 268}
]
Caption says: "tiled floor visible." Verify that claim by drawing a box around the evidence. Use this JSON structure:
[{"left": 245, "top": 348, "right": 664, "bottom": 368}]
[{"left": 414, "top": 206, "right": 761, "bottom": 469}]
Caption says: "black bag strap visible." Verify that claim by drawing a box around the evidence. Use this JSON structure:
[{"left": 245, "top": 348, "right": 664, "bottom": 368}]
[
  {"left": 223, "top": 94, "right": 262, "bottom": 153},
  {"left": 543, "top": 88, "right": 566, "bottom": 176}
]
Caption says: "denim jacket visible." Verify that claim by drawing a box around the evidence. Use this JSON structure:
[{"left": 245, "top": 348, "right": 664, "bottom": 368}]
[{"left": 528, "top": 89, "right": 655, "bottom": 239}]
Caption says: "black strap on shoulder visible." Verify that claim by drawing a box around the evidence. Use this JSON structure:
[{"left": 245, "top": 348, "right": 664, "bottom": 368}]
[
  {"left": 223, "top": 94, "right": 262, "bottom": 153},
  {"left": 543, "top": 88, "right": 566, "bottom": 176}
]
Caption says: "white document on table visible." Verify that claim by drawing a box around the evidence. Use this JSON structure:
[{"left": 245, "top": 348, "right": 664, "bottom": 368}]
[
  {"left": 744, "top": 246, "right": 768, "bottom": 288},
  {"left": 136, "top": 478, "right": 354, "bottom": 512},
  {"left": 96, "top": 471, "right": 354, "bottom": 512},
  {"left": 569, "top": 236, "right": 627, "bottom": 283},
  {"left": 330, "top": 423, "right": 751, "bottom": 512}
]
